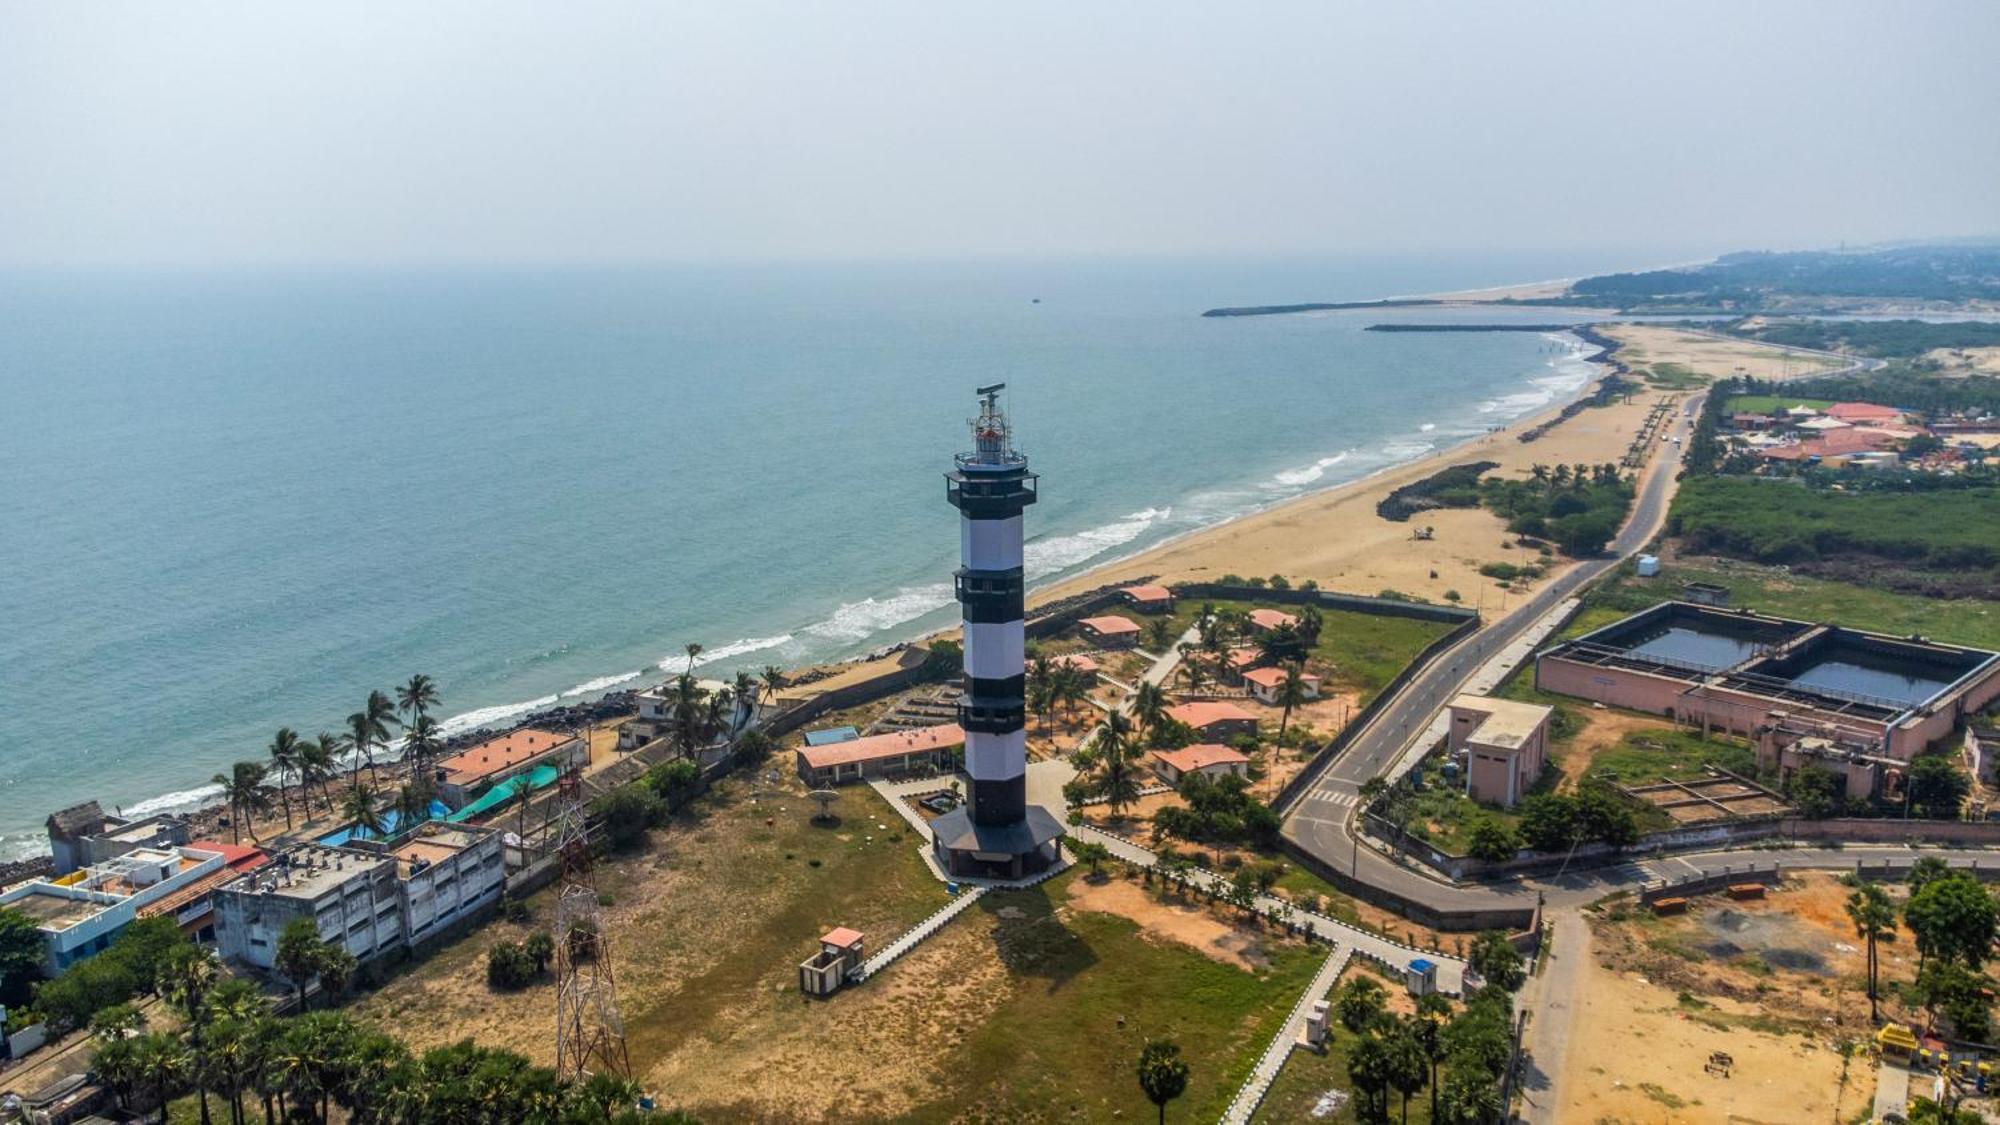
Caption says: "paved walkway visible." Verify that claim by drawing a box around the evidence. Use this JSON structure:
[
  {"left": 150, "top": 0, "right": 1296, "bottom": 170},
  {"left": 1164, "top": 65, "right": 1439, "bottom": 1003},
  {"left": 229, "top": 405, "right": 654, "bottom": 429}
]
[
  {"left": 1873, "top": 1061, "right": 1912, "bottom": 1123},
  {"left": 1220, "top": 945, "right": 1353, "bottom": 1124},
  {"left": 850, "top": 885, "right": 991, "bottom": 982}
]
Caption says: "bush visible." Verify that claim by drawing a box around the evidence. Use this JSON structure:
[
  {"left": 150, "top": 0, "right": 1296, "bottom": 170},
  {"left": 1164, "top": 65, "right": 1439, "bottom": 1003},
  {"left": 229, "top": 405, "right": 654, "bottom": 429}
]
[
  {"left": 1467, "top": 819, "right": 1520, "bottom": 862},
  {"left": 595, "top": 787, "right": 659, "bottom": 850},
  {"left": 487, "top": 941, "right": 541, "bottom": 990},
  {"left": 1152, "top": 773, "right": 1281, "bottom": 847},
  {"left": 29, "top": 916, "right": 186, "bottom": 1033}
]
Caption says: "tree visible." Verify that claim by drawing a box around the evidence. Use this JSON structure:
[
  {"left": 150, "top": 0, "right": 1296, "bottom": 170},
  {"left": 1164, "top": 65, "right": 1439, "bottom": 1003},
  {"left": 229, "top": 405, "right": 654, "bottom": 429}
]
[
  {"left": 1908, "top": 856, "right": 1953, "bottom": 891},
  {"left": 1384, "top": 1020, "right": 1431, "bottom": 1125},
  {"left": 1095, "top": 711, "right": 1143, "bottom": 816},
  {"left": 1907, "top": 755, "right": 1971, "bottom": 820},
  {"left": 683, "top": 641, "right": 704, "bottom": 675},
  {"left": 302, "top": 733, "right": 347, "bottom": 815},
  {"left": 211, "top": 760, "right": 269, "bottom": 844},
  {"left": 597, "top": 787, "right": 659, "bottom": 850},
  {"left": 156, "top": 944, "right": 221, "bottom": 1125},
  {"left": 1347, "top": 1033, "right": 1393, "bottom": 1123},
  {"left": 524, "top": 930, "right": 555, "bottom": 974},
  {"left": 1414, "top": 992, "right": 1452, "bottom": 1121},
  {"left": 1468, "top": 931, "right": 1526, "bottom": 993},
  {"left": 732, "top": 726, "right": 776, "bottom": 770},
  {"left": 135, "top": 1030, "right": 191, "bottom": 1124},
  {"left": 1135, "top": 1039, "right": 1190, "bottom": 1125},
  {"left": 1337, "top": 975, "right": 1387, "bottom": 1034},
  {"left": 395, "top": 673, "right": 439, "bottom": 728},
  {"left": 1132, "top": 680, "right": 1170, "bottom": 735},
  {"left": 1466, "top": 819, "right": 1519, "bottom": 862},
  {"left": 275, "top": 918, "right": 330, "bottom": 1011},
  {"left": 1847, "top": 881, "right": 1896, "bottom": 1022},
  {"left": 0, "top": 905, "right": 43, "bottom": 1006},
  {"left": 1275, "top": 662, "right": 1308, "bottom": 738},
  {"left": 1904, "top": 872, "right": 1999, "bottom": 972},
  {"left": 1437, "top": 1066, "right": 1503, "bottom": 1125},
  {"left": 342, "top": 782, "right": 387, "bottom": 840},
  {"left": 761, "top": 664, "right": 787, "bottom": 708},
  {"left": 267, "top": 727, "right": 304, "bottom": 831},
  {"left": 1144, "top": 615, "right": 1176, "bottom": 653},
  {"left": 1028, "top": 653, "right": 1056, "bottom": 732},
  {"left": 1069, "top": 838, "right": 1112, "bottom": 877},
  {"left": 90, "top": 1008, "right": 146, "bottom": 1114}
]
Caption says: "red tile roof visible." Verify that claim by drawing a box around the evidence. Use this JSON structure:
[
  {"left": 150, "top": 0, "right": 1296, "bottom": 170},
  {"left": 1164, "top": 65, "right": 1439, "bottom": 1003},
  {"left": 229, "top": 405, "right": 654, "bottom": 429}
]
[
  {"left": 188, "top": 841, "right": 269, "bottom": 873},
  {"left": 1078, "top": 615, "right": 1141, "bottom": 636},
  {"left": 1121, "top": 584, "right": 1174, "bottom": 603},
  {"left": 438, "top": 728, "right": 580, "bottom": 786},
  {"left": 1051, "top": 653, "right": 1100, "bottom": 674},
  {"left": 1247, "top": 609, "right": 1299, "bottom": 631},
  {"left": 1826, "top": 402, "right": 1904, "bottom": 422},
  {"left": 1152, "top": 744, "right": 1250, "bottom": 774},
  {"left": 797, "top": 723, "right": 964, "bottom": 770},
  {"left": 1241, "top": 666, "right": 1320, "bottom": 689},
  {"left": 1167, "top": 701, "right": 1257, "bottom": 729},
  {"left": 821, "top": 927, "right": 864, "bottom": 949}
]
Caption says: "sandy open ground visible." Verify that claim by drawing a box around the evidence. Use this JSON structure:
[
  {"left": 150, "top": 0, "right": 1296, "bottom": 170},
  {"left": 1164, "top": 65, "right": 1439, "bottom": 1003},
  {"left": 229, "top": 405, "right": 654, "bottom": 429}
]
[{"left": 1026, "top": 326, "right": 1827, "bottom": 612}]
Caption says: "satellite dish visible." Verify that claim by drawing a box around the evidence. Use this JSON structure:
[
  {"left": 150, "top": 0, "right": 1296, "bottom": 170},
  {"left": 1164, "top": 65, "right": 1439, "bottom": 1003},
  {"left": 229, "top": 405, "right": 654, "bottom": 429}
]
[{"left": 809, "top": 789, "right": 840, "bottom": 822}]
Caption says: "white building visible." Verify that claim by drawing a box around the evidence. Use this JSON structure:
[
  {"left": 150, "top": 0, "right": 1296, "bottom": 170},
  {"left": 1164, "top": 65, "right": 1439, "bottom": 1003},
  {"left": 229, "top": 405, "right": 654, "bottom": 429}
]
[
  {"left": 211, "top": 824, "right": 506, "bottom": 973},
  {"left": 0, "top": 845, "right": 226, "bottom": 972}
]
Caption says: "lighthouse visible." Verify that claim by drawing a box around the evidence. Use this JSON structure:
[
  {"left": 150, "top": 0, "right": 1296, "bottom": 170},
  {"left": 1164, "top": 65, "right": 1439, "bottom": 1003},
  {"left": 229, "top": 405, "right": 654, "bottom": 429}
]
[{"left": 931, "top": 384, "right": 1065, "bottom": 880}]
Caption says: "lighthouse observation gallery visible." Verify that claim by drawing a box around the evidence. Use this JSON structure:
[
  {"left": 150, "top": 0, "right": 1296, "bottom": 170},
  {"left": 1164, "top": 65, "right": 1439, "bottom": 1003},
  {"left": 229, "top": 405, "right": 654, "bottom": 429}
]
[{"left": 929, "top": 384, "right": 1066, "bottom": 880}]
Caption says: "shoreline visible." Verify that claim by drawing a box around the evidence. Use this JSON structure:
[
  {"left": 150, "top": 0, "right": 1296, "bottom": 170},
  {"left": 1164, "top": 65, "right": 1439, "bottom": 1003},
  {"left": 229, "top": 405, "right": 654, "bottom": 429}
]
[{"left": 0, "top": 323, "right": 1617, "bottom": 865}]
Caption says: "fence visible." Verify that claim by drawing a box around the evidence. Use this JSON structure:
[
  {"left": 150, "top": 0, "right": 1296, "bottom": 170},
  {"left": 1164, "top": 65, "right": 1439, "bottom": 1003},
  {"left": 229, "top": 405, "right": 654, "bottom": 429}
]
[
  {"left": 1171, "top": 583, "right": 1479, "bottom": 627},
  {"left": 1638, "top": 862, "right": 1784, "bottom": 905},
  {"left": 1272, "top": 610, "right": 1483, "bottom": 815}
]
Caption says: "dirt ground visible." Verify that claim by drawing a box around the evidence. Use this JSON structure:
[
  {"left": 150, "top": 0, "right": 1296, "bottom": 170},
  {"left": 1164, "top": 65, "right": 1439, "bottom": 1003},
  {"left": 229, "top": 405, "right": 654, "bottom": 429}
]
[
  {"left": 1604, "top": 324, "right": 1844, "bottom": 381},
  {"left": 1562, "top": 873, "right": 1898, "bottom": 1123},
  {"left": 1065, "top": 873, "right": 1276, "bottom": 971},
  {"left": 1551, "top": 706, "right": 1673, "bottom": 791}
]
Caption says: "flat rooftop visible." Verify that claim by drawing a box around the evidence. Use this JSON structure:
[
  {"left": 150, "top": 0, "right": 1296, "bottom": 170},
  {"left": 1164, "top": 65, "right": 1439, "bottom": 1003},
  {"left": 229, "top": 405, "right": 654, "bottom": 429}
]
[
  {"left": 437, "top": 728, "right": 577, "bottom": 786},
  {"left": 6, "top": 887, "right": 107, "bottom": 929},
  {"left": 1450, "top": 695, "right": 1551, "bottom": 750},
  {"left": 1548, "top": 602, "right": 2000, "bottom": 720},
  {"left": 390, "top": 824, "right": 492, "bottom": 876},
  {"left": 253, "top": 844, "right": 393, "bottom": 900}
]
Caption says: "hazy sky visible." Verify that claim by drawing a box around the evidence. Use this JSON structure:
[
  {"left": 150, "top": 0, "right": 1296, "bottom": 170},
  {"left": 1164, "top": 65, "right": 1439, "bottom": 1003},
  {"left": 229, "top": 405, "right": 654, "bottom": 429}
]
[{"left": 4, "top": 1, "right": 1996, "bottom": 266}]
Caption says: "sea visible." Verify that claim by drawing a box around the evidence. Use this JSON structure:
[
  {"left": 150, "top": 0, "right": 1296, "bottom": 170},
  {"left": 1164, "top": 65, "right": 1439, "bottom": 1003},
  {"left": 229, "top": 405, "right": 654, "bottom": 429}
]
[{"left": 0, "top": 253, "right": 1651, "bottom": 860}]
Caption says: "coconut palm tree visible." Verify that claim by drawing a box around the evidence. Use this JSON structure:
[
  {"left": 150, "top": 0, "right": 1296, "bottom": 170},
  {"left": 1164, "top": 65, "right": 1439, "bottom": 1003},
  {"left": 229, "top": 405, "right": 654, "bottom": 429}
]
[
  {"left": 211, "top": 761, "right": 269, "bottom": 844},
  {"left": 761, "top": 664, "right": 786, "bottom": 708},
  {"left": 89, "top": 1006, "right": 147, "bottom": 1114},
  {"left": 1848, "top": 881, "right": 1896, "bottom": 1022},
  {"left": 157, "top": 946, "right": 221, "bottom": 1125},
  {"left": 342, "top": 782, "right": 387, "bottom": 840},
  {"left": 671, "top": 672, "right": 708, "bottom": 758},
  {"left": 301, "top": 733, "right": 345, "bottom": 816},
  {"left": 394, "top": 783, "right": 432, "bottom": 830},
  {"left": 1143, "top": 615, "right": 1176, "bottom": 653},
  {"left": 395, "top": 674, "right": 438, "bottom": 726},
  {"left": 347, "top": 690, "right": 401, "bottom": 785},
  {"left": 683, "top": 642, "right": 704, "bottom": 675},
  {"left": 266, "top": 728, "right": 304, "bottom": 831},
  {"left": 1096, "top": 711, "right": 1141, "bottom": 817},
  {"left": 1027, "top": 654, "right": 1056, "bottom": 732},
  {"left": 708, "top": 686, "right": 735, "bottom": 742},
  {"left": 1276, "top": 662, "right": 1309, "bottom": 738},
  {"left": 401, "top": 713, "right": 441, "bottom": 783},
  {"left": 1132, "top": 681, "right": 1169, "bottom": 735}
]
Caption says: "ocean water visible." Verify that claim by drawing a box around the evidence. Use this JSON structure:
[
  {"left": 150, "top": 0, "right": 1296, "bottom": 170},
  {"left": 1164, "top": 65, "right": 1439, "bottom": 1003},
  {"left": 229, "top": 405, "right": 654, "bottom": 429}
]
[{"left": 0, "top": 255, "right": 1632, "bottom": 859}]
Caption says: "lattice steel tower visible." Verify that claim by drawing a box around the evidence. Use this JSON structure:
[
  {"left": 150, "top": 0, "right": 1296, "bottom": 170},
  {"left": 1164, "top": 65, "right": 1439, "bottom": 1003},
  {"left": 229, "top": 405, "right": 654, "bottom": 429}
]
[{"left": 552, "top": 766, "right": 631, "bottom": 1082}]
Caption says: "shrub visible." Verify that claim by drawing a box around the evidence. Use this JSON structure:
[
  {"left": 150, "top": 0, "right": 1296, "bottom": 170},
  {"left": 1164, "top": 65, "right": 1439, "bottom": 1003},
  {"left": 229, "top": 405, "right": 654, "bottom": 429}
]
[{"left": 487, "top": 941, "right": 540, "bottom": 990}]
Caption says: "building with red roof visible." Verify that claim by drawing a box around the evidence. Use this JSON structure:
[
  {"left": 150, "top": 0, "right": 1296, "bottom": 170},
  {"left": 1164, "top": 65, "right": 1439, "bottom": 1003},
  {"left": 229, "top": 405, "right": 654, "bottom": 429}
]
[
  {"left": 1247, "top": 608, "right": 1300, "bottom": 633},
  {"left": 795, "top": 723, "right": 964, "bottom": 787},
  {"left": 1150, "top": 744, "right": 1251, "bottom": 784},
  {"left": 1240, "top": 665, "right": 1323, "bottom": 705},
  {"left": 1077, "top": 614, "right": 1142, "bottom": 648},
  {"left": 1165, "top": 700, "right": 1259, "bottom": 739},
  {"left": 1119, "top": 584, "right": 1175, "bottom": 613}
]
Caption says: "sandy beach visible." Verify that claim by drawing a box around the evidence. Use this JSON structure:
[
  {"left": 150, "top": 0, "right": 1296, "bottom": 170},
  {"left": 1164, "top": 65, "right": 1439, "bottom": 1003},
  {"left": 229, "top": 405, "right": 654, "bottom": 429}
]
[{"left": 1026, "top": 324, "right": 1828, "bottom": 612}]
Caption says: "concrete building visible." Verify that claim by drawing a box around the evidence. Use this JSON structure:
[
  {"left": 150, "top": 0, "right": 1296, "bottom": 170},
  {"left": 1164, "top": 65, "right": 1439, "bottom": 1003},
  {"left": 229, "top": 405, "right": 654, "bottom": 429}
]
[
  {"left": 798, "top": 927, "right": 865, "bottom": 997},
  {"left": 134, "top": 840, "right": 269, "bottom": 943},
  {"left": 212, "top": 844, "right": 402, "bottom": 971},
  {"left": 1150, "top": 743, "right": 1250, "bottom": 785},
  {"left": 1241, "top": 665, "right": 1321, "bottom": 706},
  {"left": 1165, "top": 700, "right": 1259, "bottom": 740},
  {"left": 1537, "top": 602, "right": 2000, "bottom": 763},
  {"left": 620, "top": 677, "right": 732, "bottom": 750},
  {"left": 1447, "top": 695, "right": 1553, "bottom": 808},
  {"left": 44, "top": 801, "right": 193, "bottom": 876},
  {"left": 0, "top": 845, "right": 226, "bottom": 972},
  {"left": 434, "top": 728, "right": 587, "bottom": 808},
  {"left": 212, "top": 824, "right": 505, "bottom": 972},
  {"left": 1076, "top": 614, "right": 1142, "bottom": 649},
  {"left": 1119, "top": 584, "right": 1175, "bottom": 613},
  {"left": 795, "top": 723, "right": 964, "bottom": 787},
  {"left": 929, "top": 386, "right": 1065, "bottom": 880}
]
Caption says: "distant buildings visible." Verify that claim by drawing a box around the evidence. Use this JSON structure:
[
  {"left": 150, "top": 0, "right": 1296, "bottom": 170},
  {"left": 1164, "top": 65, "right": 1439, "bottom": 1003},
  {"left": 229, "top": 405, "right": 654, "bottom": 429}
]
[
  {"left": 794, "top": 722, "right": 963, "bottom": 787},
  {"left": 212, "top": 822, "right": 504, "bottom": 972},
  {"left": 1446, "top": 695, "right": 1553, "bottom": 808},
  {"left": 0, "top": 844, "right": 227, "bottom": 972}
]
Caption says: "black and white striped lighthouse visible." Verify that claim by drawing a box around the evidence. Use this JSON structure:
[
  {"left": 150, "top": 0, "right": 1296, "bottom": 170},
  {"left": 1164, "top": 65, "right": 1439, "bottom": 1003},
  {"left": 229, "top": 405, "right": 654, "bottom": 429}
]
[{"left": 932, "top": 384, "right": 1065, "bottom": 879}]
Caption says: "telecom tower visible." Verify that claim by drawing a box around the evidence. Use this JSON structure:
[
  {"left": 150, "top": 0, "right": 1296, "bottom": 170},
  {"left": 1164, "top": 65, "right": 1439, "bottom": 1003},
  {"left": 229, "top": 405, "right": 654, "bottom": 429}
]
[
  {"left": 552, "top": 766, "right": 631, "bottom": 1082},
  {"left": 930, "top": 384, "right": 1066, "bottom": 879}
]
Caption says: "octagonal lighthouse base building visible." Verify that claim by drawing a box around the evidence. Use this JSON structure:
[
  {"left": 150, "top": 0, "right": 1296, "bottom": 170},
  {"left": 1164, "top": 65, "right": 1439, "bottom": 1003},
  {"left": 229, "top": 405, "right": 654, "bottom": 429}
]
[{"left": 930, "top": 385, "right": 1066, "bottom": 881}]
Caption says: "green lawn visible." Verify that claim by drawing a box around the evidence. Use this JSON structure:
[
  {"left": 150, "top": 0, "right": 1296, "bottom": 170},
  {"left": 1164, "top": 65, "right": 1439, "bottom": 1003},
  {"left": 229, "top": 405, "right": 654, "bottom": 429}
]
[
  {"left": 1254, "top": 1019, "right": 1438, "bottom": 1125},
  {"left": 1157, "top": 597, "right": 1460, "bottom": 703},
  {"left": 1580, "top": 728, "right": 1757, "bottom": 788},
  {"left": 1642, "top": 361, "right": 1710, "bottom": 390},
  {"left": 1582, "top": 557, "right": 2000, "bottom": 650},
  {"left": 1726, "top": 393, "right": 1835, "bottom": 414},
  {"left": 917, "top": 870, "right": 1326, "bottom": 1122}
]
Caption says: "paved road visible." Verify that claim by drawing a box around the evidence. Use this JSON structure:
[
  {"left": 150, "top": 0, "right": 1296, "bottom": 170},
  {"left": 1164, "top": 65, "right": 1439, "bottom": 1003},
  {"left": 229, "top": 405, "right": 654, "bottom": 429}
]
[
  {"left": 1283, "top": 388, "right": 1706, "bottom": 908},
  {"left": 1515, "top": 910, "right": 1588, "bottom": 1124}
]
